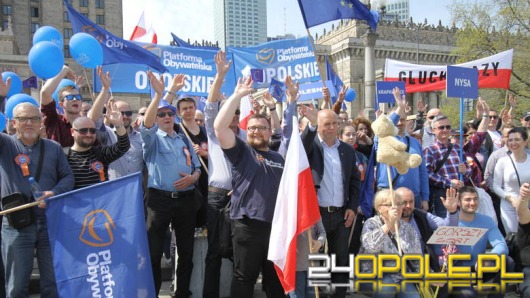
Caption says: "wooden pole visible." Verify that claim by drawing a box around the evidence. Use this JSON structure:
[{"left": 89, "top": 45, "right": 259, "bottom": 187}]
[
  {"left": 0, "top": 201, "right": 40, "bottom": 215},
  {"left": 386, "top": 166, "right": 402, "bottom": 255}
]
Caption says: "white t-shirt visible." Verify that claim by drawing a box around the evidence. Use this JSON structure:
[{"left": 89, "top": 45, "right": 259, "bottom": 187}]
[{"left": 488, "top": 130, "right": 502, "bottom": 151}]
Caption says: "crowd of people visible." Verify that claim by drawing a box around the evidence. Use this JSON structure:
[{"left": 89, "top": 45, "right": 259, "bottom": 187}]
[{"left": 0, "top": 49, "right": 529, "bottom": 298}]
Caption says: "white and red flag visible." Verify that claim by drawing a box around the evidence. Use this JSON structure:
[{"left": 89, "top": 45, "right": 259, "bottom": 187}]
[
  {"left": 238, "top": 95, "right": 253, "bottom": 131},
  {"left": 268, "top": 116, "right": 321, "bottom": 293},
  {"left": 384, "top": 49, "right": 513, "bottom": 93},
  {"left": 129, "top": 11, "right": 158, "bottom": 44}
]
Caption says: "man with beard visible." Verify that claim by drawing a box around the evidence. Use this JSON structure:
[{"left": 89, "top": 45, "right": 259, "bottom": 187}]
[
  {"left": 0, "top": 102, "right": 74, "bottom": 298},
  {"left": 442, "top": 186, "right": 512, "bottom": 297},
  {"left": 142, "top": 71, "right": 201, "bottom": 297},
  {"left": 67, "top": 112, "right": 129, "bottom": 189},
  {"left": 40, "top": 66, "right": 111, "bottom": 148},
  {"left": 214, "top": 75, "right": 297, "bottom": 297},
  {"left": 299, "top": 105, "right": 361, "bottom": 298},
  {"left": 396, "top": 187, "right": 458, "bottom": 272}
]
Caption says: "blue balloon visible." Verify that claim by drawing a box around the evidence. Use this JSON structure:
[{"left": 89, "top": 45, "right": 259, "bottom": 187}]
[
  {"left": 5, "top": 94, "right": 39, "bottom": 119},
  {"left": 69, "top": 33, "right": 103, "bottom": 68},
  {"left": 1, "top": 72, "right": 22, "bottom": 97},
  {"left": 0, "top": 113, "right": 5, "bottom": 132},
  {"left": 28, "top": 41, "right": 64, "bottom": 79},
  {"left": 345, "top": 88, "right": 356, "bottom": 102},
  {"left": 33, "top": 26, "right": 63, "bottom": 49}
]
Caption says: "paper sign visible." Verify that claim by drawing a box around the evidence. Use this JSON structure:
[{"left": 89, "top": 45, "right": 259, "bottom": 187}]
[{"left": 427, "top": 226, "right": 488, "bottom": 246}]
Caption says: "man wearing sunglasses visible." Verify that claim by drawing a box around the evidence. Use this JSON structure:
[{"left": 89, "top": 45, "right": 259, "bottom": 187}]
[
  {"left": 67, "top": 112, "right": 130, "bottom": 190},
  {"left": 142, "top": 71, "right": 202, "bottom": 298},
  {"left": 424, "top": 115, "right": 470, "bottom": 217},
  {"left": 40, "top": 65, "right": 111, "bottom": 148}
]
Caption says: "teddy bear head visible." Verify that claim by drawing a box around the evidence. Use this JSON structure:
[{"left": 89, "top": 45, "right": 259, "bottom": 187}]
[{"left": 371, "top": 115, "right": 399, "bottom": 138}]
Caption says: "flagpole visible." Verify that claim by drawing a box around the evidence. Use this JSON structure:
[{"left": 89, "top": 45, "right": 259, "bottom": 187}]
[
  {"left": 0, "top": 201, "right": 40, "bottom": 215},
  {"left": 386, "top": 166, "right": 402, "bottom": 255},
  {"left": 83, "top": 68, "right": 96, "bottom": 103},
  {"left": 307, "top": 229, "right": 320, "bottom": 298},
  {"left": 178, "top": 122, "right": 210, "bottom": 176},
  {"left": 305, "top": 29, "right": 328, "bottom": 87}
]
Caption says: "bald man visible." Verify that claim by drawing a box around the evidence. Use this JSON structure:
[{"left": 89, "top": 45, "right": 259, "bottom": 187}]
[
  {"left": 300, "top": 107, "right": 361, "bottom": 298},
  {"left": 67, "top": 113, "right": 129, "bottom": 189},
  {"left": 105, "top": 101, "right": 145, "bottom": 180}
]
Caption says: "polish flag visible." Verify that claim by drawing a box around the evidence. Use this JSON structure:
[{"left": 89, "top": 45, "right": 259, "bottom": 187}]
[
  {"left": 129, "top": 12, "right": 157, "bottom": 44},
  {"left": 268, "top": 116, "right": 321, "bottom": 293},
  {"left": 384, "top": 49, "right": 513, "bottom": 93},
  {"left": 238, "top": 95, "right": 253, "bottom": 131}
]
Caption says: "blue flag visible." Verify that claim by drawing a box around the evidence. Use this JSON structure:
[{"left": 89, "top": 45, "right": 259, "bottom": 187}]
[
  {"left": 171, "top": 33, "right": 220, "bottom": 50},
  {"left": 325, "top": 56, "right": 344, "bottom": 103},
  {"left": 22, "top": 76, "right": 38, "bottom": 89},
  {"left": 269, "top": 78, "right": 285, "bottom": 101},
  {"left": 46, "top": 173, "right": 155, "bottom": 297},
  {"left": 297, "top": 0, "right": 379, "bottom": 32},
  {"left": 64, "top": 0, "right": 167, "bottom": 73},
  {"left": 359, "top": 145, "right": 376, "bottom": 217}
]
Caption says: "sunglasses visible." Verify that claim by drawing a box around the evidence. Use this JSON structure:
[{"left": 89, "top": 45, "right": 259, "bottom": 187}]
[
  {"left": 157, "top": 111, "right": 175, "bottom": 118},
  {"left": 121, "top": 111, "right": 133, "bottom": 117},
  {"left": 489, "top": 115, "right": 499, "bottom": 119},
  {"left": 62, "top": 94, "right": 83, "bottom": 101},
  {"left": 74, "top": 128, "right": 97, "bottom": 135},
  {"left": 436, "top": 125, "right": 452, "bottom": 131},
  {"left": 138, "top": 113, "right": 145, "bottom": 116}
]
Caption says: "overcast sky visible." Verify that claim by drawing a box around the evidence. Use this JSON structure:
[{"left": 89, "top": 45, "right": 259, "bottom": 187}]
[{"left": 122, "top": 0, "right": 453, "bottom": 45}]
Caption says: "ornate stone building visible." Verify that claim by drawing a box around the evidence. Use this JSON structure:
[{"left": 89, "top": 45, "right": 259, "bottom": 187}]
[{"left": 314, "top": 18, "right": 459, "bottom": 118}]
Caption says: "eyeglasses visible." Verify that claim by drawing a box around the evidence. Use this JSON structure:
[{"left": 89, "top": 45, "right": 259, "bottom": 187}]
[
  {"left": 157, "top": 111, "right": 175, "bottom": 118},
  {"left": 120, "top": 111, "right": 133, "bottom": 117},
  {"left": 436, "top": 125, "right": 452, "bottom": 131},
  {"left": 380, "top": 202, "right": 404, "bottom": 207},
  {"left": 62, "top": 94, "right": 83, "bottom": 101},
  {"left": 138, "top": 113, "right": 146, "bottom": 116},
  {"left": 74, "top": 128, "right": 97, "bottom": 135},
  {"left": 247, "top": 126, "right": 269, "bottom": 132},
  {"left": 14, "top": 116, "right": 41, "bottom": 124}
]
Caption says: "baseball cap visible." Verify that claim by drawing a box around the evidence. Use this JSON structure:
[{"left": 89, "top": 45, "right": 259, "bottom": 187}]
[
  {"left": 157, "top": 100, "right": 177, "bottom": 114},
  {"left": 52, "top": 79, "right": 78, "bottom": 102}
]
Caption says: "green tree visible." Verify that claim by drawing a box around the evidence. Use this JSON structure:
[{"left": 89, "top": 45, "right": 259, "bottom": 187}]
[{"left": 450, "top": 0, "right": 530, "bottom": 124}]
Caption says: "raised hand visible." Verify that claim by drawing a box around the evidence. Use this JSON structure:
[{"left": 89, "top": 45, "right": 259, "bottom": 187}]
[
  {"left": 441, "top": 188, "right": 459, "bottom": 213},
  {"left": 97, "top": 66, "right": 111, "bottom": 89},
  {"left": 234, "top": 76, "right": 253, "bottom": 98},
  {"left": 337, "top": 85, "right": 347, "bottom": 103},
  {"left": 0, "top": 76, "right": 11, "bottom": 97},
  {"left": 299, "top": 103, "right": 318, "bottom": 126},
  {"left": 262, "top": 92, "right": 275, "bottom": 109},
  {"left": 147, "top": 70, "right": 165, "bottom": 96},
  {"left": 214, "top": 51, "right": 232, "bottom": 76},
  {"left": 285, "top": 76, "right": 299, "bottom": 103},
  {"left": 169, "top": 74, "right": 186, "bottom": 93},
  {"left": 417, "top": 98, "right": 427, "bottom": 113}
]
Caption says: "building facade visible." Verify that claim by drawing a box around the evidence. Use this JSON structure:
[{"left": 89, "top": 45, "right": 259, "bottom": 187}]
[
  {"left": 0, "top": 0, "right": 122, "bottom": 56},
  {"left": 214, "top": 0, "right": 267, "bottom": 50},
  {"left": 385, "top": 0, "right": 410, "bottom": 22},
  {"left": 314, "top": 18, "right": 458, "bottom": 117}
]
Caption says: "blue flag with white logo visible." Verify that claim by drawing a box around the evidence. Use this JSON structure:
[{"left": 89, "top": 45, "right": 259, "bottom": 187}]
[
  {"left": 46, "top": 173, "right": 155, "bottom": 297},
  {"left": 297, "top": 0, "right": 379, "bottom": 32},
  {"left": 64, "top": 0, "right": 167, "bottom": 73}
]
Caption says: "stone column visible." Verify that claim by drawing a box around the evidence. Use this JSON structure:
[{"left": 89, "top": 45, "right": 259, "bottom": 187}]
[{"left": 362, "top": 31, "right": 378, "bottom": 121}]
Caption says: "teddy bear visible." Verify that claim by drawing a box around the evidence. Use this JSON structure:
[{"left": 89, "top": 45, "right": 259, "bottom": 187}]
[{"left": 371, "top": 115, "right": 422, "bottom": 174}]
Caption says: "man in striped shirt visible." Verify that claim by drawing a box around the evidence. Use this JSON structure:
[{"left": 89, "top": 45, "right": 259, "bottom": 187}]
[{"left": 67, "top": 110, "right": 130, "bottom": 189}]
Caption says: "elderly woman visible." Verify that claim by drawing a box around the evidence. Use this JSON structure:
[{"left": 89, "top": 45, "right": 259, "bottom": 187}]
[{"left": 359, "top": 189, "right": 422, "bottom": 297}]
